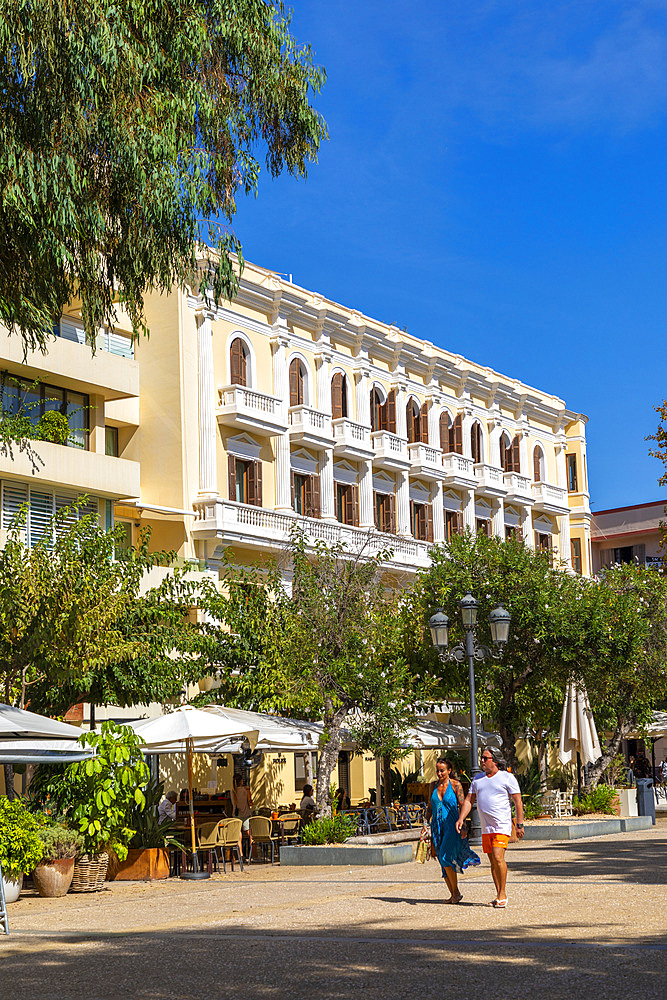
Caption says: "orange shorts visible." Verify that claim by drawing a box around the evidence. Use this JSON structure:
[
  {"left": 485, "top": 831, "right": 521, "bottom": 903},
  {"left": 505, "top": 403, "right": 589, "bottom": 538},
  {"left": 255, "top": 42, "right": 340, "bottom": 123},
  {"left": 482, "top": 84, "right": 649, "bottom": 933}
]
[{"left": 482, "top": 833, "right": 510, "bottom": 854}]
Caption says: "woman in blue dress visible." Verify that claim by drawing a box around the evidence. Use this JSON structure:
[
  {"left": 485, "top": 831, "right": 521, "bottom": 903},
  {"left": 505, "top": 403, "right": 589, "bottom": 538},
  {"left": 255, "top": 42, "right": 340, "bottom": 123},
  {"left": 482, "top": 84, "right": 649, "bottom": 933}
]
[{"left": 426, "top": 757, "right": 480, "bottom": 903}]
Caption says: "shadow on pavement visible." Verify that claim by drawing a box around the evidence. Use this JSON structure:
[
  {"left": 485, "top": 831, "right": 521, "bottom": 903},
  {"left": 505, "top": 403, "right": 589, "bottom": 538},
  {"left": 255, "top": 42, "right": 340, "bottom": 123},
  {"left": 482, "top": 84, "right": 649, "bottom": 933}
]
[
  {"left": 2, "top": 921, "right": 665, "bottom": 1000},
  {"left": 509, "top": 837, "right": 667, "bottom": 885}
]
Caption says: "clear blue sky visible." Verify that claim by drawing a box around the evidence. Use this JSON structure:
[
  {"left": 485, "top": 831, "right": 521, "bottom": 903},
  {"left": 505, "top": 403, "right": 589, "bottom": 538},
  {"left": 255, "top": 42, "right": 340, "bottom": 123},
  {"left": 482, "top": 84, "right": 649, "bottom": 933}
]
[{"left": 230, "top": 1, "right": 667, "bottom": 511}]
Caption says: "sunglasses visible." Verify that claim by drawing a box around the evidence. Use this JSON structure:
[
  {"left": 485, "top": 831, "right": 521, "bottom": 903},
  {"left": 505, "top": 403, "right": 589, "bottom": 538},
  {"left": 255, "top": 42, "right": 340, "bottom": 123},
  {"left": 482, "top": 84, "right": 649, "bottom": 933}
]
[{"left": 480, "top": 755, "right": 493, "bottom": 761}]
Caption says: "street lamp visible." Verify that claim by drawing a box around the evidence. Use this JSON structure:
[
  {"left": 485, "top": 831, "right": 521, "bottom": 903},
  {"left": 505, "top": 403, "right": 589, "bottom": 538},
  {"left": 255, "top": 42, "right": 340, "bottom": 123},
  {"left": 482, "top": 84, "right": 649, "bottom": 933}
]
[{"left": 428, "top": 593, "right": 511, "bottom": 845}]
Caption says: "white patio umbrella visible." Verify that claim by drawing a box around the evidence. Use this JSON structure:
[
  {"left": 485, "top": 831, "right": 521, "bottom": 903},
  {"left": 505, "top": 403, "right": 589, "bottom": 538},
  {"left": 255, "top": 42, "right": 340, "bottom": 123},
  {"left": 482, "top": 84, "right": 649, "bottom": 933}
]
[
  {"left": 0, "top": 703, "right": 93, "bottom": 763},
  {"left": 405, "top": 718, "right": 502, "bottom": 750},
  {"left": 128, "top": 706, "right": 259, "bottom": 878},
  {"left": 202, "top": 705, "right": 327, "bottom": 752},
  {"left": 558, "top": 681, "right": 601, "bottom": 766}
]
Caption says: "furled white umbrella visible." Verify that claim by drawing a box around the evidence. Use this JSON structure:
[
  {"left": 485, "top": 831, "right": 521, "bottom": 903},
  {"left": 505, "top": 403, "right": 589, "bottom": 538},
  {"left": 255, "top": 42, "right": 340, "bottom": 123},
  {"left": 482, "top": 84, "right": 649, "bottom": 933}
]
[
  {"left": 558, "top": 681, "right": 601, "bottom": 766},
  {"left": 128, "top": 706, "right": 259, "bottom": 878},
  {"left": 0, "top": 703, "right": 93, "bottom": 763}
]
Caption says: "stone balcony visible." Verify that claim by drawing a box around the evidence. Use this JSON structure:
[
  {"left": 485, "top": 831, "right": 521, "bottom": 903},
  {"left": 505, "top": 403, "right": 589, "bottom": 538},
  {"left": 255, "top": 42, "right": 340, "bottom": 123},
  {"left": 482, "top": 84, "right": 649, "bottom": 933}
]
[
  {"left": 217, "top": 385, "right": 288, "bottom": 437},
  {"left": 441, "top": 452, "right": 477, "bottom": 489},
  {"left": 288, "top": 406, "right": 334, "bottom": 450},
  {"left": 408, "top": 442, "right": 445, "bottom": 481},
  {"left": 332, "top": 419, "right": 374, "bottom": 461},
  {"left": 370, "top": 431, "right": 409, "bottom": 470},
  {"left": 473, "top": 463, "right": 507, "bottom": 498},
  {"left": 531, "top": 481, "right": 570, "bottom": 515},
  {"left": 0, "top": 439, "right": 140, "bottom": 499},
  {"left": 503, "top": 472, "right": 534, "bottom": 505},
  {"left": 192, "top": 499, "right": 432, "bottom": 571}
]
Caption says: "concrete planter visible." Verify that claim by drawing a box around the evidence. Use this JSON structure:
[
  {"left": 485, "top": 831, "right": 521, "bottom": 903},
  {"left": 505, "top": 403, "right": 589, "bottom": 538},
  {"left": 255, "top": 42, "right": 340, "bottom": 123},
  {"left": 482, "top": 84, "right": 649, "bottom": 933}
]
[
  {"left": 2, "top": 872, "right": 23, "bottom": 903},
  {"left": 615, "top": 788, "right": 638, "bottom": 818},
  {"left": 280, "top": 843, "right": 414, "bottom": 866},
  {"left": 32, "top": 858, "right": 75, "bottom": 897},
  {"left": 522, "top": 817, "right": 650, "bottom": 840},
  {"left": 107, "top": 848, "right": 170, "bottom": 881}
]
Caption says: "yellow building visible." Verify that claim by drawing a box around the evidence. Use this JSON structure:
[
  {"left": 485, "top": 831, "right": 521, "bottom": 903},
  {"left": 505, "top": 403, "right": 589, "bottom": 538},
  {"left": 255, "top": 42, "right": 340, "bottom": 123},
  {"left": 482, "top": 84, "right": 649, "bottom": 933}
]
[{"left": 0, "top": 255, "right": 593, "bottom": 802}]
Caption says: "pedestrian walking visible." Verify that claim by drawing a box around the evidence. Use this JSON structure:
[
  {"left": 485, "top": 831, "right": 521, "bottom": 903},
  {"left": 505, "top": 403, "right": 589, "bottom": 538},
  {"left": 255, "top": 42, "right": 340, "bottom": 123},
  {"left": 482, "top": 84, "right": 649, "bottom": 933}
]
[
  {"left": 456, "top": 748, "right": 524, "bottom": 908},
  {"left": 426, "top": 757, "right": 480, "bottom": 903}
]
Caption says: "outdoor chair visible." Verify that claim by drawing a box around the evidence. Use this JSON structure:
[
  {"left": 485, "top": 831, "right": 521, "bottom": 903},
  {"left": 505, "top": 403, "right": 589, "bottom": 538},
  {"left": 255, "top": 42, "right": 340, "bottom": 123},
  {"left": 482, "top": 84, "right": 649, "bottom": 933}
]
[
  {"left": 196, "top": 820, "right": 224, "bottom": 874},
  {"left": 218, "top": 817, "right": 244, "bottom": 873},
  {"left": 405, "top": 804, "right": 425, "bottom": 828},
  {"left": 249, "top": 815, "right": 280, "bottom": 865},
  {"left": 277, "top": 813, "right": 301, "bottom": 844},
  {"left": 385, "top": 807, "right": 399, "bottom": 831}
]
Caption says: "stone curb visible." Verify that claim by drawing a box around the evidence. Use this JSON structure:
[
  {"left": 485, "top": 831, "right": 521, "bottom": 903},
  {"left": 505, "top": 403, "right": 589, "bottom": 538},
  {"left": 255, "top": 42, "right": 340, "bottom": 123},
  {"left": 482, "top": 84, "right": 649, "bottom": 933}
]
[
  {"left": 280, "top": 843, "right": 414, "bottom": 866},
  {"left": 524, "top": 815, "right": 653, "bottom": 840}
]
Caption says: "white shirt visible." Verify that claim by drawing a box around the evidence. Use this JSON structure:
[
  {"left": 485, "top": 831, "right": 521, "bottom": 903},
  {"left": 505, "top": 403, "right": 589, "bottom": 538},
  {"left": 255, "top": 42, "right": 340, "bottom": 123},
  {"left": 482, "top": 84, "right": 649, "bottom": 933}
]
[
  {"left": 470, "top": 770, "right": 520, "bottom": 836},
  {"left": 157, "top": 798, "right": 176, "bottom": 823},
  {"left": 299, "top": 795, "right": 315, "bottom": 810}
]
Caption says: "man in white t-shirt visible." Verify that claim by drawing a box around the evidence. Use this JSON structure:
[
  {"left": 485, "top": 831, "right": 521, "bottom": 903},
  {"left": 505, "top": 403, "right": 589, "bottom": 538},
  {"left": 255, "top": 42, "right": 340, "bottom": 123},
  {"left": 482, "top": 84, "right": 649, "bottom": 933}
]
[{"left": 456, "top": 748, "right": 524, "bottom": 908}]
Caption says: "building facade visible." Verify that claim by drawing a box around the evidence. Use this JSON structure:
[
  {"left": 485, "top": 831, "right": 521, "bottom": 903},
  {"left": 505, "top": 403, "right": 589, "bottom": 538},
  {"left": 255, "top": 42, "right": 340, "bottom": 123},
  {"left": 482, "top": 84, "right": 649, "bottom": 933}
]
[
  {"left": 0, "top": 257, "right": 593, "bottom": 579},
  {"left": 591, "top": 500, "right": 665, "bottom": 574}
]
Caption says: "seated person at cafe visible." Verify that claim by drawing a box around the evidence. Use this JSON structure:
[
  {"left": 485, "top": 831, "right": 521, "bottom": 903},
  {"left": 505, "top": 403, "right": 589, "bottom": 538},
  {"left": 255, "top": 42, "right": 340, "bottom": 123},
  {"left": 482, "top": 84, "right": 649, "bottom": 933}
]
[
  {"left": 158, "top": 790, "right": 177, "bottom": 823},
  {"left": 299, "top": 784, "right": 316, "bottom": 810},
  {"left": 335, "top": 788, "right": 351, "bottom": 811}
]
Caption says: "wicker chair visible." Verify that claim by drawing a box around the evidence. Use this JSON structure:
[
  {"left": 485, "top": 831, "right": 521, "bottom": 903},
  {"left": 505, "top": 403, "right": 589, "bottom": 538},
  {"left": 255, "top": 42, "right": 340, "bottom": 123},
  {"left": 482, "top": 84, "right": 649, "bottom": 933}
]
[
  {"left": 218, "top": 817, "right": 244, "bottom": 873},
  {"left": 249, "top": 815, "right": 280, "bottom": 865},
  {"left": 196, "top": 820, "right": 223, "bottom": 874},
  {"left": 277, "top": 813, "right": 301, "bottom": 844}
]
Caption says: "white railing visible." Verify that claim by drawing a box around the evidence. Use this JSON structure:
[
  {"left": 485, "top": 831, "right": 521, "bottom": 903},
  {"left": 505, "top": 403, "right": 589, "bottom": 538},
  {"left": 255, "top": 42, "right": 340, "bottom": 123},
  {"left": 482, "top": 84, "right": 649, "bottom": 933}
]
[
  {"left": 371, "top": 431, "right": 409, "bottom": 459},
  {"left": 532, "top": 481, "right": 568, "bottom": 505},
  {"left": 408, "top": 442, "right": 442, "bottom": 466},
  {"left": 333, "top": 418, "right": 370, "bottom": 443},
  {"left": 288, "top": 406, "right": 332, "bottom": 435},
  {"left": 218, "top": 385, "right": 281, "bottom": 416},
  {"left": 192, "top": 500, "right": 431, "bottom": 565},
  {"left": 442, "top": 452, "right": 475, "bottom": 477},
  {"left": 474, "top": 463, "right": 504, "bottom": 484},
  {"left": 503, "top": 472, "right": 531, "bottom": 493}
]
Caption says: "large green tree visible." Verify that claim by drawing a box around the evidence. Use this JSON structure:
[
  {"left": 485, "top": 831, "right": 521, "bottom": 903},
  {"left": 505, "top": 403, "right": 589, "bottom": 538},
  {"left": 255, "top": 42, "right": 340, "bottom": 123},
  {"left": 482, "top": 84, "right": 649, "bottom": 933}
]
[
  {"left": 0, "top": 1, "right": 326, "bottom": 351},
  {"left": 412, "top": 532, "right": 585, "bottom": 770},
  {"left": 201, "top": 531, "right": 434, "bottom": 816}
]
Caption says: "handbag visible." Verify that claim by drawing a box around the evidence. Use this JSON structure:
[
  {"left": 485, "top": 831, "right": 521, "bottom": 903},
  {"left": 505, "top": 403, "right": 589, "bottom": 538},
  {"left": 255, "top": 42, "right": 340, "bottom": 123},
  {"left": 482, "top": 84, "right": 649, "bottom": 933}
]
[{"left": 415, "top": 825, "right": 431, "bottom": 864}]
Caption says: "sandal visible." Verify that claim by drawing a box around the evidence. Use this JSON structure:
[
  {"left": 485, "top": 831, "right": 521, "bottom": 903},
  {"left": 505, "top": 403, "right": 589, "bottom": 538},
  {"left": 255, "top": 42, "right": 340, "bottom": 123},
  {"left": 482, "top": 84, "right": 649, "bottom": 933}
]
[
  {"left": 445, "top": 893, "right": 463, "bottom": 904},
  {"left": 491, "top": 898, "right": 508, "bottom": 908}
]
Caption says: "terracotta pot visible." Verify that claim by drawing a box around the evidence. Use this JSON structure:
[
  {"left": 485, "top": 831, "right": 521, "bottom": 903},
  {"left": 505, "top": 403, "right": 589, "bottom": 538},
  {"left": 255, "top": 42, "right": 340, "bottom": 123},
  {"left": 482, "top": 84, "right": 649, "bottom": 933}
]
[
  {"left": 32, "top": 858, "right": 75, "bottom": 898},
  {"left": 2, "top": 872, "right": 23, "bottom": 903},
  {"left": 107, "top": 848, "right": 170, "bottom": 881}
]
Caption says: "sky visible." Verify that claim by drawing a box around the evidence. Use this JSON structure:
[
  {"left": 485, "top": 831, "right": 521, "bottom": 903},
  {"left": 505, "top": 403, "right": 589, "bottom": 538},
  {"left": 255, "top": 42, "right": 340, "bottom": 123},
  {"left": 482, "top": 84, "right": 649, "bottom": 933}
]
[{"left": 230, "top": 1, "right": 667, "bottom": 511}]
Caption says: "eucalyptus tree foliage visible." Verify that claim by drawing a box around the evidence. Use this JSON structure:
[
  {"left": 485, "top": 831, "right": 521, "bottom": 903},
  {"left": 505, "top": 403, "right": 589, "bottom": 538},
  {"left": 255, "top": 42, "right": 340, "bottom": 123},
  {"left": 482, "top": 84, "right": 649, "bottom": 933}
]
[
  {"left": 202, "top": 530, "right": 435, "bottom": 816},
  {"left": 0, "top": 1, "right": 327, "bottom": 351}
]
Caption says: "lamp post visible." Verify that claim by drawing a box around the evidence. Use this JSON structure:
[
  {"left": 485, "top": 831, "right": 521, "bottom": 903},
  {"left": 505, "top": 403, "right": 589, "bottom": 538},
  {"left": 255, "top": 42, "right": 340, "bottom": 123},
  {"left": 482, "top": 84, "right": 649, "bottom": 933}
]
[{"left": 428, "top": 594, "right": 511, "bottom": 845}]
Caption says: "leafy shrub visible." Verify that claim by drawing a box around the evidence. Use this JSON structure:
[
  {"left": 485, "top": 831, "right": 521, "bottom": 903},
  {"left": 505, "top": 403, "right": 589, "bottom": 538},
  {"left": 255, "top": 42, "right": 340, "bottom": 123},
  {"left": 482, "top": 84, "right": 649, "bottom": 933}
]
[
  {"left": 302, "top": 814, "right": 357, "bottom": 845},
  {"left": 573, "top": 785, "right": 619, "bottom": 816},
  {"left": 128, "top": 778, "right": 179, "bottom": 849},
  {"left": 0, "top": 797, "right": 43, "bottom": 880},
  {"left": 38, "top": 823, "right": 84, "bottom": 861},
  {"left": 517, "top": 758, "right": 546, "bottom": 819},
  {"left": 35, "top": 409, "right": 71, "bottom": 445}
]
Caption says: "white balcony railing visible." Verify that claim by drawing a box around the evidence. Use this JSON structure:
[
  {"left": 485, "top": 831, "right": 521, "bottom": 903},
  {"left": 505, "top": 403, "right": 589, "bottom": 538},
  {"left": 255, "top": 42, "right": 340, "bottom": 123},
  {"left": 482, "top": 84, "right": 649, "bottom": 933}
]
[
  {"left": 532, "top": 481, "right": 568, "bottom": 509},
  {"left": 442, "top": 452, "right": 475, "bottom": 478},
  {"left": 288, "top": 405, "right": 333, "bottom": 444},
  {"left": 503, "top": 472, "right": 532, "bottom": 497},
  {"left": 371, "top": 431, "right": 409, "bottom": 468},
  {"left": 408, "top": 442, "right": 445, "bottom": 480},
  {"left": 192, "top": 500, "right": 432, "bottom": 568},
  {"left": 217, "top": 385, "right": 287, "bottom": 435}
]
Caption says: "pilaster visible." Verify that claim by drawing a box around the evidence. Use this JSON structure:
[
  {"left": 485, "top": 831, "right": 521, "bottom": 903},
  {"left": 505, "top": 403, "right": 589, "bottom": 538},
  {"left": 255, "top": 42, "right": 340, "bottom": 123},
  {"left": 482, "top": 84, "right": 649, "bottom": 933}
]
[
  {"left": 396, "top": 470, "right": 411, "bottom": 536},
  {"left": 196, "top": 309, "right": 218, "bottom": 497},
  {"left": 359, "top": 459, "right": 374, "bottom": 528}
]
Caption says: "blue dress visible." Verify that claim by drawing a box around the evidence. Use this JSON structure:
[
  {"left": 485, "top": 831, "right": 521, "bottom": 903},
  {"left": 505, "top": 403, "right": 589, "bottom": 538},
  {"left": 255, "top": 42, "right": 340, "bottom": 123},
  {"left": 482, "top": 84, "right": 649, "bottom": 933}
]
[{"left": 430, "top": 782, "right": 480, "bottom": 877}]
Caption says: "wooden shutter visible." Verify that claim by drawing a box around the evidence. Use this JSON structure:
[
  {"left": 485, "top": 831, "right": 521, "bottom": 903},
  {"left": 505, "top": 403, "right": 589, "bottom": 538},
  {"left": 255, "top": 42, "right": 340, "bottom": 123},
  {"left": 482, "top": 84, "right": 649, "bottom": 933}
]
[
  {"left": 500, "top": 437, "right": 508, "bottom": 472},
  {"left": 386, "top": 389, "right": 396, "bottom": 434},
  {"left": 511, "top": 435, "right": 520, "bottom": 473},
  {"left": 471, "top": 423, "right": 481, "bottom": 463},
  {"left": 307, "top": 474, "right": 321, "bottom": 518},
  {"left": 426, "top": 504, "right": 434, "bottom": 542},
  {"left": 344, "top": 484, "right": 353, "bottom": 525},
  {"left": 248, "top": 460, "right": 262, "bottom": 507},
  {"left": 455, "top": 510, "right": 463, "bottom": 535},
  {"left": 453, "top": 414, "right": 463, "bottom": 454},
  {"left": 291, "top": 471, "right": 296, "bottom": 511},
  {"left": 419, "top": 403, "right": 429, "bottom": 444},
  {"left": 373, "top": 490, "right": 379, "bottom": 529},
  {"left": 533, "top": 447, "right": 541, "bottom": 482},
  {"left": 289, "top": 360, "right": 300, "bottom": 407},
  {"left": 332, "top": 373, "right": 343, "bottom": 419},
  {"left": 409, "top": 500, "right": 415, "bottom": 536},
  {"left": 389, "top": 493, "right": 396, "bottom": 534},
  {"left": 230, "top": 339, "right": 247, "bottom": 387},
  {"left": 352, "top": 485, "right": 359, "bottom": 527},
  {"left": 228, "top": 454, "right": 237, "bottom": 501},
  {"left": 439, "top": 413, "right": 449, "bottom": 452}
]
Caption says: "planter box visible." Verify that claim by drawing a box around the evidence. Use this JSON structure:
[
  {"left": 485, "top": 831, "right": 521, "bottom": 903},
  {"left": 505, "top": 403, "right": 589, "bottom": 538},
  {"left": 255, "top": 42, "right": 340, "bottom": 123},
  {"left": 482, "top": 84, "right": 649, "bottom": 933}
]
[
  {"left": 619, "top": 816, "right": 652, "bottom": 832},
  {"left": 280, "top": 843, "right": 414, "bottom": 867},
  {"left": 524, "top": 820, "right": 623, "bottom": 840},
  {"left": 107, "top": 848, "right": 169, "bottom": 881}
]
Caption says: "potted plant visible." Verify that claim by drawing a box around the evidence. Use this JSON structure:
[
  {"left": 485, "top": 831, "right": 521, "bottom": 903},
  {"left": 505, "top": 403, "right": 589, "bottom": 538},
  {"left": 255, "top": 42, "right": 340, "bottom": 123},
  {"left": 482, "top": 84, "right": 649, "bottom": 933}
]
[
  {"left": 32, "top": 824, "right": 84, "bottom": 897},
  {"left": 34, "top": 722, "right": 150, "bottom": 892},
  {"left": 108, "top": 778, "right": 178, "bottom": 881},
  {"left": 0, "top": 797, "right": 43, "bottom": 902}
]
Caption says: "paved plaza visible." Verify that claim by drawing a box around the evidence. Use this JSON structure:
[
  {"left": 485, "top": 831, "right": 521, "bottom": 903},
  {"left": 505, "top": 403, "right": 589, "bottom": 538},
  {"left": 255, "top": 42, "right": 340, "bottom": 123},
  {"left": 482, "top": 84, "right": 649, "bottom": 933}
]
[{"left": 2, "top": 824, "right": 665, "bottom": 1000}]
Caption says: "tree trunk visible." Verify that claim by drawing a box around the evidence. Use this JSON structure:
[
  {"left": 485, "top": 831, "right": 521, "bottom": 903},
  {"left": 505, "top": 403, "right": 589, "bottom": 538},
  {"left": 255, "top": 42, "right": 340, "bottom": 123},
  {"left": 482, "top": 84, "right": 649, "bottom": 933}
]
[
  {"left": 3, "top": 763, "right": 16, "bottom": 800},
  {"left": 382, "top": 755, "right": 392, "bottom": 806},
  {"left": 582, "top": 721, "right": 631, "bottom": 793},
  {"left": 305, "top": 752, "right": 314, "bottom": 788},
  {"left": 497, "top": 719, "right": 520, "bottom": 771},
  {"left": 315, "top": 708, "right": 349, "bottom": 818}
]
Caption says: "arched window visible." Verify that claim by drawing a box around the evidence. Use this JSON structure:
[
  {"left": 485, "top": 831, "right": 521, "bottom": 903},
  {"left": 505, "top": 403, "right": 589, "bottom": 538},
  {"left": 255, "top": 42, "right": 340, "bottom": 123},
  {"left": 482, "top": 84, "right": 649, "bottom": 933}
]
[
  {"left": 370, "top": 387, "right": 388, "bottom": 433},
  {"left": 533, "top": 445, "right": 545, "bottom": 483},
  {"left": 441, "top": 412, "right": 462, "bottom": 454},
  {"left": 439, "top": 411, "right": 451, "bottom": 452},
  {"left": 500, "top": 433, "right": 519, "bottom": 473},
  {"left": 471, "top": 421, "right": 483, "bottom": 464},
  {"left": 406, "top": 399, "right": 420, "bottom": 444},
  {"left": 230, "top": 337, "right": 248, "bottom": 387},
  {"left": 331, "top": 372, "right": 348, "bottom": 420},
  {"left": 289, "top": 358, "right": 306, "bottom": 407}
]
